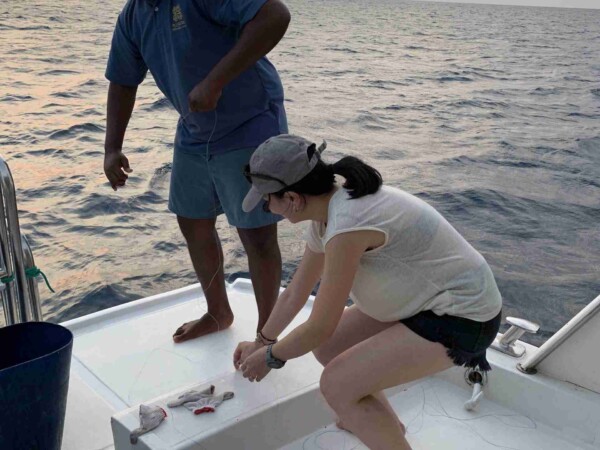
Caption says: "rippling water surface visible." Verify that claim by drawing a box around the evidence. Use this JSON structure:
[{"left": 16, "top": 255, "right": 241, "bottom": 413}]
[{"left": 1, "top": 0, "right": 599, "bottom": 345}]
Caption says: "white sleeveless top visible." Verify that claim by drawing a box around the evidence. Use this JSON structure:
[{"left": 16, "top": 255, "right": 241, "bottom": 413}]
[{"left": 305, "top": 186, "right": 502, "bottom": 322}]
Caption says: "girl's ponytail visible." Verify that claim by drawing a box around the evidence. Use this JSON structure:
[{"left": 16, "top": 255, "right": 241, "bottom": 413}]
[{"left": 331, "top": 156, "right": 382, "bottom": 199}]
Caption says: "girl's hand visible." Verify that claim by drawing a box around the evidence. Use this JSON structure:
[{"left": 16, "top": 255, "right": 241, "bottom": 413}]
[
  {"left": 233, "top": 340, "right": 264, "bottom": 370},
  {"left": 240, "top": 347, "right": 272, "bottom": 382}
]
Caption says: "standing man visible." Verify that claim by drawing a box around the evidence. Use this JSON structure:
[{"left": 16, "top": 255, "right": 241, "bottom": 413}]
[{"left": 103, "top": 0, "right": 291, "bottom": 343}]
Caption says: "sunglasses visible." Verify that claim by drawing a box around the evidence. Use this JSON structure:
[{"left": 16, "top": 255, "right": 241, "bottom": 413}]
[
  {"left": 243, "top": 164, "right": 287, "bottom": 188},
  {"left": 262, "top": 193, "right": 271, "bottom": 213}
]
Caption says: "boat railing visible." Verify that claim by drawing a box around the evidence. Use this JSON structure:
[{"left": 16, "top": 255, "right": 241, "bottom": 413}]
[
  {"left": 518, "top": 293, "right": 600, "bottom": 374},
  {"left": 0, "top": 156, "right": 43, "bottom": 326}
]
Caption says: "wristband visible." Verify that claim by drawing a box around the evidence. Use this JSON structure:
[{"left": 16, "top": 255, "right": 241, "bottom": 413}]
[{"left": 256, "top": 331, "right": 277, "bottom": 346}]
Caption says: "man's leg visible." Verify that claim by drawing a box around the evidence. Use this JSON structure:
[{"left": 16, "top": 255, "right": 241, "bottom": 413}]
[
  {"left": 237, "top": 223, "right": 282, "bottom": 333},
  {"left": 172, "top": 216, "right": 234, "bottom": 343},
  {"left": 209, "top": 146, "right": 283, "bottom": 334}
]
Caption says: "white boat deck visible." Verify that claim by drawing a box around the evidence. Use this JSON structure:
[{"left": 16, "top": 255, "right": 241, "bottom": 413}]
[
  {"left": 61, "top": 280, "right": 600, "bottom": 450},
  {"left": 62, "top": 279, "right": 325, "bottom": 450},
  {"left": 282, "top": 377, "right": 595, "bottom": 450}
]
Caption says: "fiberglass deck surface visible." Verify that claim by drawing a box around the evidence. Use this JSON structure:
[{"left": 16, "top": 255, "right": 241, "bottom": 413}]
[
  {"left": 70, "top": 281, "right": 321, "bottom": 409},
  {"left": 63, "top": 280, "right": 324, "bottom": 450},
  {"left": 62, "top": 280, "right": 599, "bottom": 450},
  {"left": 282, "top": 377, "right": 596, "bottom": 450}
]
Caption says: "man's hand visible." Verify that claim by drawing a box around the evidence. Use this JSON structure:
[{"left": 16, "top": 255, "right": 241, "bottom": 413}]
[
  {"left": 233, "top": 340, "right": 264, "bottom": 370},
  {"left": 104, "top": 150, "right": 132, "bottom": 191},
  {"left": 188, "top": 77, "right": 223, "bottom": 113},
  {"left": 187, "top": 0, "right": 289, "bottom": 114}
]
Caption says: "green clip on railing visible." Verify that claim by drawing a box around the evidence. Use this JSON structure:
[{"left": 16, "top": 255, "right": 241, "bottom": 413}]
[
  {"left": 25, "top": 266, "right": 55, "bottom": 293},
  {"left": 0, "top": 274, "right": 15, "bottom": 285},
  {"left": 0, "top": 267, "right": 55, "bottom": 293}
]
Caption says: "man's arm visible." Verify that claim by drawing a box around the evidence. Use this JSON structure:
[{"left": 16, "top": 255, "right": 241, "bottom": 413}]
[
  {"left": 189, "top": 0, "right": 291, "bottom": 112},
  {"left": 104, "top": 82, "right": 137, "bottom": 190},
  {"left": 105, "top": 82, "right": 137, "bottom": 153}
]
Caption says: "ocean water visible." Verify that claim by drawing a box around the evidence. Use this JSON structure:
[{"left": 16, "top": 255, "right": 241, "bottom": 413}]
[{"left": 0, "top": 0, "right": 599, "bottom": 345}]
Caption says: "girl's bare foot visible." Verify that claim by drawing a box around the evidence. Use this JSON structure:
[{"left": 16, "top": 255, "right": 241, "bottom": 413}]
[
  {"left": 335, "top": 418, "right": 406, "bottom": 435},
  {"left": 335, "top": 419, "right": 348, "bottom": 431},
  {"left": 173, "top": 311, "right": 234, "bottom": 343}
]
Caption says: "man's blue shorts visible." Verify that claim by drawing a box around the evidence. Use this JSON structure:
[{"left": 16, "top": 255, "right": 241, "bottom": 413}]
[{"left": 169, "top": 147, "right": 282, "bottom": 229}]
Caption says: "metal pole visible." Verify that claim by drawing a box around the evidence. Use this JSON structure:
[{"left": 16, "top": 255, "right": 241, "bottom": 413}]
[
  {"left": 0, "top": 170, "right": 21, "bottom": 326},
  {"left": 21, "top": 235, "right": 43, "bottom": 321},
  {"left": 0, "top": 157, "right": 38, "bottom": 324},
  {"left": 519, "top": 294, "right": 600, "bottom": 374},
  {"left": 0, "top": 239, "right": 13, "bottom": 325}
]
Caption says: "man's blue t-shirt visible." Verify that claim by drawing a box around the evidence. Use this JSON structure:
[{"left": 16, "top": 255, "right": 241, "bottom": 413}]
[{"left": 106, "top": 0, "right": 288, "bottom": 154}]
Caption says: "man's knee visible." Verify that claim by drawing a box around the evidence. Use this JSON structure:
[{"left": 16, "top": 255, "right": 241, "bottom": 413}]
[
  {"left": 177, "top": 216, "right": 217, "bottom": 245},
  {"left": 237, "top": 224, "right": 279, "bottom": 255}
]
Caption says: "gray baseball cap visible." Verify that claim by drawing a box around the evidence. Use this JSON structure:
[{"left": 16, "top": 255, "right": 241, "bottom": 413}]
[{"left": 242, "top": 134, "right": 327, "bottom": 212}]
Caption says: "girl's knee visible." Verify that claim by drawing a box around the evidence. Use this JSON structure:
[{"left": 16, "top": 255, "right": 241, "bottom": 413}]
[
  {"left": 319, "top": 363, "right": 345, "bottom": 404},
  {"left": 312, "top": 346, "right": 330, "bottom": 366}
]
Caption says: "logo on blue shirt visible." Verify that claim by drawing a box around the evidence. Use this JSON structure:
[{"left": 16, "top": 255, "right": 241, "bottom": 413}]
[{"left": 172, "top": 5, "right": 186, "bottom": 31}]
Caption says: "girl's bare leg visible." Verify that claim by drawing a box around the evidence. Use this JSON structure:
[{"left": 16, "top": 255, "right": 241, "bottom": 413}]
[
  {"left": 312, "top": 305, "right": 406, "bottom": 435},
  {"left": 319, "top": 322, "right": 454, "bottom": 450}
]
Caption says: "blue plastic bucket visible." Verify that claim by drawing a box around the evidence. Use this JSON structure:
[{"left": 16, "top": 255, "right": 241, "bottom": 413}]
[{"left": 0, "top": 322, "right": 73, "bottom": 450}]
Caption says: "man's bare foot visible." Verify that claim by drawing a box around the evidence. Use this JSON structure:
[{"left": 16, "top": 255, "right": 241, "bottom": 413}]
[
  {"left": 335, "top": 418, "right": 406, "bottom": 435},
  {"left": 173, "top": 312, "right": 234, "bottom": 343}
]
